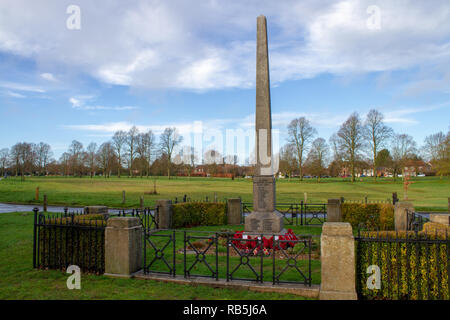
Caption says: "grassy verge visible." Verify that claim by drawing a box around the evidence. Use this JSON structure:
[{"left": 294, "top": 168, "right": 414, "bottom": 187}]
[
  {"left": 0, "top": 212, "right": 313, "bottom": 300},
  {"left": 0, "top": 176, "right": 448, "bottom": 211}
]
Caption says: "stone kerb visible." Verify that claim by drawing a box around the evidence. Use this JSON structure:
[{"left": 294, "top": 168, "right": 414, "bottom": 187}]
[
  {"left": 84, "top": 205, "right": 108, "bottom": 217},
  {"left": 227, "top": 198, "right": 242, "bottom": 225},
  {"left": 429, "top": 214, "right": 450, "bottom": 226},
  {"left": 394, "top": 201, "right": 414, "bottom": 231},
  {"left": 327, "top": 198, "right": 342, "bottom": 222},
  {"left": 156, "top": 199, "right": 173, "bottom": 229},
  {"left": 105, "top": 217, "right": 142, "bottom": 278},
  {"left": 319, "top": 222, "right": 357, "bottom": 300}
]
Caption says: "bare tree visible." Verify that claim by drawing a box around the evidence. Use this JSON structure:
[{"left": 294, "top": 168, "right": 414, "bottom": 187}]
[
  {"left": 391, "top": 133, "right": 417, "bottom": 179},
  {"left": 126, "top": 126, "right": 139, "bottom": 177},
  {"left": 59, "top": 152, "right": 70, "bottom": 176},
  {"left": 68, "top": 140, "right": 84, "bottom": 177},
  {"left": 306, "top": 137, "right": 329, "bottom": 182},
  {"left": 287, "top": 117, "right": 317, "bottom": 180},
  {"left": 137, "top": 130, "right": 155, "bottom": 178},
  {"left": 364, "top": 110, "right": 393, "bottom": 180},
  {"left": 336, "top": 112, "right": 365, "bottom": 182},
  {"left": 279, "top": 143, "right": 297, "bottom": 180},
  {"left": 423, "top": 131, "right": 449, "bottom": 178},
  {"left": 10, "top": 142, "right": 34, "bottom": 180},
  {"left": 35, "top": 142, "right": 53, "bottom": 175},
  {"left": 86, "top": 142, "right": 97, "bottom": 178},
  {"left": 112, "top": 130, "right": 127, "bottom": 178},
  {"left": 159, "top": 127, "right": 183, "bottom": 179},
  {"left": 97, "top": 142, "right": 115, "bottom": 178},
  {"left": 0, "top": 148, "right": 9, "bottom": 177}
]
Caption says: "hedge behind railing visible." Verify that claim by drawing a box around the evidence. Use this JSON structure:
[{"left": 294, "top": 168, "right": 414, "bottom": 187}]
[
  {"left": 356, "top": 230, "right": 449, "bottom": 300},
  {"left": 342, "top": 203, "right": 394, "bottom": 230},
  {"left": 172, "top": 202, "right": 227, "bottom": 228},
  {"left": 37, "top": 214, "right": 106, "bottom": 274}
]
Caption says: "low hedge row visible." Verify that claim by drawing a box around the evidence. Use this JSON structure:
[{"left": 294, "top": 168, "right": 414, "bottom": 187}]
[
  {"left": 342, "top": 203, "right": 394, "bottom": 230},
  {"left": 356, "top": 231, "right": 449, "bottom": 300},
  {"left": 172, "top": 202, "right": 227, "bottom": 228},
  {"left": 37, "top": 214, "right": 106, "bottom": 273}
]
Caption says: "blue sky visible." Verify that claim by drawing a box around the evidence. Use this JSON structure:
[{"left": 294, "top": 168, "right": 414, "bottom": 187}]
[{"left": 0, "top": 0, "right": 449, "bottom": 161}]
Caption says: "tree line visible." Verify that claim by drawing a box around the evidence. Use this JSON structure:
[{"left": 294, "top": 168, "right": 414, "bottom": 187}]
[
  {"left": 0, "top": 109, "right": 448, "bottom": 181},
  {"left": 280, "top": 109, "right": 449, "bottom": 182}
]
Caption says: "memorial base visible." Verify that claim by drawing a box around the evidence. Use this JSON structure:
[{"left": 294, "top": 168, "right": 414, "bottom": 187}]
[{"left": 244, "top": 210, "right": 285, "bottom": 234}]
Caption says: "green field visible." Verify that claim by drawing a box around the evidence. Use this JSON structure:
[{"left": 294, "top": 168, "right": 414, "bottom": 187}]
[
  {"left": 0, "top": 212, "right": 314, "bottom": 300},
  {"left": 0, "top": 175, "right": 448, "bottom": 211}
]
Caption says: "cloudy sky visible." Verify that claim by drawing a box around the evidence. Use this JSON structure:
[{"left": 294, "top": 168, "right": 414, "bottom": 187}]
[{"left": 0, "top": 0, "right": 449, "bottom": 160}]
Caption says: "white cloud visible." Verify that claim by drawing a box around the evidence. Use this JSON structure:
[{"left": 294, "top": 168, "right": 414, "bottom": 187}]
[
  {"left": 1, "top": 1, "right": 449, "bottom": 91},
  {"left": 40, "top": 73, "right": 57, "bottom": 82},
  {"left": 69, "top": 96, "right": 138, "bottom": 111},
  {"left": 0, "top": 81, "right": 45, "bottom": 93},
  {"left": 3, "top": 90, "right": 25, "bottom": 98}
]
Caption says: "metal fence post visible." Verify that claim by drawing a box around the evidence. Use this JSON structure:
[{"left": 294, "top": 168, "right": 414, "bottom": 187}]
[{"left": 33, "top": 207, "right": 39, "bottom": 268}]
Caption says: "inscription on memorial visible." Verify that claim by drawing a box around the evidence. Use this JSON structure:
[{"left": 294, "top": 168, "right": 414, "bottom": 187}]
[
  {"left": 263, "top": 219, "right": 273, "bottom": 232},
  {"left": 250, "top": 219, "right": 260, "bottom": 231}
]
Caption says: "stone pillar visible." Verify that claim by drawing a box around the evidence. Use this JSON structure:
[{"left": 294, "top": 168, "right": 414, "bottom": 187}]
[
  {"left": 327, "top": 199, "right": 342, "bottom": 222},
  {"left": 227, "top": 198, "right": 242, "bottom": 225},
  {"left": 394, "top": 201, "right": 414, "bottom": 231},
  {"left": 319, "top": 222, "right": 357, "bottom": 300},
  {"left": 105, "top": 217, "right": 142, "bottom": 277},
  {"left": 156, "top": 200, "right": 173, "bottom": 229}
]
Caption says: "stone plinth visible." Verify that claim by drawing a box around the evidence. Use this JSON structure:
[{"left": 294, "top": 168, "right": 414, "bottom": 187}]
[
  {"left": 394, "top": 201, "right": 414, "bottom": 231},
  {"left": 327, "top": 199, "right": 342, "bottom": 222},
  {"left": 245, "top": 175, "right": 284, "bottom": 234},
  {"left": 105, "top": 217, "right": 142, "bottom": 277},
  {"left": 430, "top": 213, "right": 450, "bottom": 226},
  {"left": 227, "top": 198, "right": 242, "bottom": 225},
  {"left": 319, "top": 222, "right": 357, "bottom": 300},
  {"left": 156, "top": 199, "right": 173, "bottom": 229}
]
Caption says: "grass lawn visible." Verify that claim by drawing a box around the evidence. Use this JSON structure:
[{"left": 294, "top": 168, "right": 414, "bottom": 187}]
[
  {"left": 0, "top": 175, "right": 448, "bottom": 211},
  {"left": 0, "top": 212, "right": 314, "bottom": 300}
]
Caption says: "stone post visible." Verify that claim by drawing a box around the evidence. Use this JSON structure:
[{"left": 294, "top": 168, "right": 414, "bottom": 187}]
[
  {"left": 392, "top": 192, "right": 398, "bottom": 205},
  {"left": 394, "top": 201, "right": 414, "bottom": 231},
  {"left": 429, "top": 214, "right": 450, "bottom": 226},
  {"left": 319, "top": 222, "right": 357, "bottom": 300},
  {"left": 227, "top": 198, "right": 242, "bottom": 225},
  {"left": 105, "top": 217, "right": 142, "bottom": 277},
  {"left": 327, "top": 199, "right": 342, "bottom": 222},
  {"left": 156, "top": 200, "right": 173, "bottom": 229},
  {"left": 43, "top": 194, "right": 47, "bottom": 212}
]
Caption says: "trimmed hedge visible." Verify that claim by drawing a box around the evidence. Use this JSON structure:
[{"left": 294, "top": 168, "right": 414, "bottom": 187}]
[
  {"left": 172, "top": 202, "right": 227, "bottom": 228},
  {"left": 356, "top": 231, "right": 449, "bottom": 300},
  {"left": 342, "top": 203, "right": 394, "bottom": 230},
  {"left": 38, "top": 214, "right": 106, "bottom": 273}
]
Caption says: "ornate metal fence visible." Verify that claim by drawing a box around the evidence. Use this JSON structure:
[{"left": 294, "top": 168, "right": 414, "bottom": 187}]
[
  {"left": 406, "top": 209, "right": 429, "bottom": 231},
  {"left": 143, "top": 229, "right": 313, "bottom": 286},
  {"left": 242, "top": 202, "right": 327, "bottom": 226}
]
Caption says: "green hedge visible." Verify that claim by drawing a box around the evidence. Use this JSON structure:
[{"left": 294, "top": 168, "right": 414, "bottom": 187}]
[
  {"left": 356, "top": 231, "right": 449, "bottom": 300},
  {"left": 172, "top": 202, "right": 227, "bottom": 228},
  {"left": 342, "top": 203, "right": 394, "bottom": 230},
  {"left": 37, "top": 214, "right": 106, "bottom": 273}
]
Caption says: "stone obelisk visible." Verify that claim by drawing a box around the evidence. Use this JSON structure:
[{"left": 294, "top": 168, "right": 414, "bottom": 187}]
[{"left": 244, "top": 15, "right": 284, "bottom": 234}]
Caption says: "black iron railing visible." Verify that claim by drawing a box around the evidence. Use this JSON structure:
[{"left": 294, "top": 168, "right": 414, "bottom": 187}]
[
  {"left": 242, "top": 202, "right": 327, "bottom": 226},
  {"left": 33, "top": 208, "right": 106, "bottom": 274},
  {"left": 355, "top": 227, "right": 449, "bottom": 300},
  {"left": 116, "top": 207, "right": 158, "bottom": 230},
  {"left": 406, "top": 209, "right": 429, "bottom": 231},
  {"left": 143, "top": 229, "right": 314, "bottom": 286}
]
